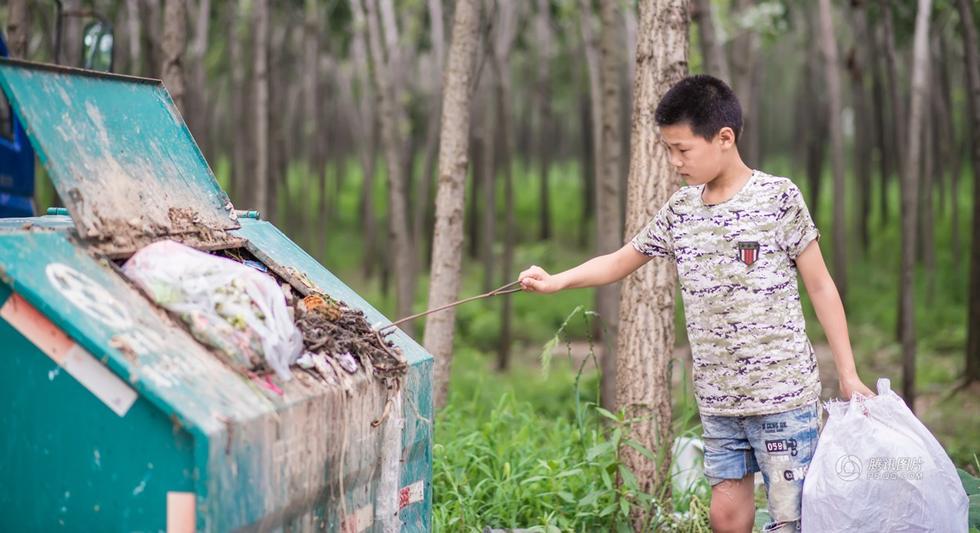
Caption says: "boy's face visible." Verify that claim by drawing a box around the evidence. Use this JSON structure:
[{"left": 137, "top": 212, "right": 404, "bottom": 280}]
[{"left": 659, "top": 123, "right": 735, "bottom": 186}]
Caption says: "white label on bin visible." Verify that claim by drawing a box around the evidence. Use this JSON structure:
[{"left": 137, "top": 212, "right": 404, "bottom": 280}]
[
  {"left": 399, "top": 480, "right": 424, "bottom": 509},
  {"left": 1, "top": 292, "right": 137, "bottom": 416},
  {"left": 166, "top": 491, "right": 196, "bottom": 533}
]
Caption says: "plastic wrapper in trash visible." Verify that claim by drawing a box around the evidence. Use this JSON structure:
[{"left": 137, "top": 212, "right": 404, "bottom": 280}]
[
  {"left": 801, "top": 378, "right": 968, "bottom": 532},
  {"left": 122, "top": 240, "right": 303, "bottom": 380}
]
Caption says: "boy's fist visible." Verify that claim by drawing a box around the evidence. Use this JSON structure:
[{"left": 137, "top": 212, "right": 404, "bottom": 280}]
[{"left": 518, "top": 265, "right": 561, "bottom": 294}]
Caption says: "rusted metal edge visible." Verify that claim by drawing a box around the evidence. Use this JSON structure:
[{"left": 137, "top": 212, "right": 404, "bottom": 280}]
[{"left": 0, "top": 57, "right": 163, "bottom": 85}]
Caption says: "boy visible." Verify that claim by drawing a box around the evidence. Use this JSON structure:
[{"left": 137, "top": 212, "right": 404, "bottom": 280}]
[{"left": 518, "top": 75, "right": 874, "bottom": 533}]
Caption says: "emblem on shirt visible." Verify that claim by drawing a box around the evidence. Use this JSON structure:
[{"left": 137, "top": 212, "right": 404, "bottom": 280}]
[{"left": 737, "top": 241, "right": 760, "bottom": 266}]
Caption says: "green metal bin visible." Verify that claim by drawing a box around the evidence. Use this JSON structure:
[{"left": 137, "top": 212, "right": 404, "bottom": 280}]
[{"left": 0, "top": 58, "right": 432, "bottom": 532}]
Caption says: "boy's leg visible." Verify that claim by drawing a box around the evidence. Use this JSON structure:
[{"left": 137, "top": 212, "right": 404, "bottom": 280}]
[
  {"left": 746, "top": 401, "right": 821, "bottom": 533},
  {"left": 702, "top": 413, "right": 759, "bottom": 533},
  {"left": 709, "top": 473, "right": 756, "bottom": 533}
]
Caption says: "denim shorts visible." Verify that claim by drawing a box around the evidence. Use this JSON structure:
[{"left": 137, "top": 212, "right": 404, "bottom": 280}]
[{"left": 701, "top": 400, "right": 822, "bottom": 532}]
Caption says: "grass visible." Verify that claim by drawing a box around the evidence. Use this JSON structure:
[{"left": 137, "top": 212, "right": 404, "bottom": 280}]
[
  {"left": 34, "top": 152, "right": 979, "bottom": 529},
  {"left": 207, "top": 154, "right": 980, "bottom": 527}
]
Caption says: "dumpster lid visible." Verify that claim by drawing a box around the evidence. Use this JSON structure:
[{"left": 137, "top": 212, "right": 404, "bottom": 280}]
[{"left": 0, "top": 59, "right": 241, "bottom": 256}]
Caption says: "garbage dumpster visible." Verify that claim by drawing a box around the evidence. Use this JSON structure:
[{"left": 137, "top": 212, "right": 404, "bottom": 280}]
[{"left": 0, "top": 58, "right": 432, "bottom": 532}]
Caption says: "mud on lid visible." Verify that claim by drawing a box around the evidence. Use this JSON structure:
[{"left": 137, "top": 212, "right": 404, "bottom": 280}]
[{"left": 0, "top": 58, "right": 240, "bottom": 256}]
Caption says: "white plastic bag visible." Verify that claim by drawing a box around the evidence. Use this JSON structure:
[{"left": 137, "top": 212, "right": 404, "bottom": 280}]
[
  {"left": 802, "top": 378, "right": 968, "bottom": 532},
  {"left": 122, "top": 240, "right": 303, "bottom": 380}
]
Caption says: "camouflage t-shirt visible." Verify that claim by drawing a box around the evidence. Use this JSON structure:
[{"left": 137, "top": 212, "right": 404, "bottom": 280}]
[{"left": 630, "top": 170, "right": 822, "bottom": 416}]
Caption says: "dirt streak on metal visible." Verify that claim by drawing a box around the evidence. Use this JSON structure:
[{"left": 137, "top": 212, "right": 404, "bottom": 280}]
[{"left": 46, "top": 87, "right": 238, "bottom": 255}]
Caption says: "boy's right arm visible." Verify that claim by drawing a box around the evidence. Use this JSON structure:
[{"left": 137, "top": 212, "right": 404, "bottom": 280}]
[{"left": 518, "top": 243, "right": 654, "bottom": 293}]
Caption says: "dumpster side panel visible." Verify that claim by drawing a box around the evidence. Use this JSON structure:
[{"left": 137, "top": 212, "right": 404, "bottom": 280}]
[
  {"left": 206, "top": 372, "right": 391, "bottom": 532},
  {"left": 0, "top": 283, "right": 197, "bottom": 532},
  {"left": 233, "top": 221, "right": 433, "bottom": 531}
]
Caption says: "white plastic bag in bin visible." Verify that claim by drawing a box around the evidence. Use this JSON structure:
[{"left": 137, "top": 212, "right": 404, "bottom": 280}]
[
  {"left": 801, "top": 378, "right": 968, "bottom": 532},
  {"left": 122, "top": 240, "right": 303, "bottom": 380}
]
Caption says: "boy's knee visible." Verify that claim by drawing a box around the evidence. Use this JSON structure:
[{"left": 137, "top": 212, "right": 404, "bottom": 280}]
[{"left": 710, "top": 479, "right": 755, "bottom": 533}]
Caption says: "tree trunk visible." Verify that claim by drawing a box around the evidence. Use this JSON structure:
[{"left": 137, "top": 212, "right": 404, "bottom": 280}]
[
  {"left": 865, "top": 7, "right": 891, "bottom": 228},
  {"left": 349, "top": 0, "right": 380, "bottom": 279},
  {"left": 900, "top": 0, "right": 932, "bottom": 410},
  {"left": 185, "top": 0, "right": 211, "bottom": 156},
  {"left": 303, "top": 0, "right": 321, "bottom": 171},
  {"left": 957, "top": 0, "right": 980, "bottom": 385},
  {"left": 413, "top": 0, "right": 448, "bottom": 286},
  {"left": 880, "top": 0, "right": 905, "bottom": 195},
  {"left": 479, "top": 84, "right": 497, "bottom": 293},
  {"left": 691, "top": 0, "right": 729, "bottom": 82},
  {"left": 427, "top": 0, "right": 447, "bottom": 65},
  {"left": 937, "top": 33, "right": 962, "bottom": 267},
  {"left": 487, "top": 0, "right": 519, "bottom": 371},
  {"left": 730, "top": 0, "right": 759, "bottom": 167},
  {"left": 229, "top": 0, "right": 251, "bottom": 208},
  {"left": 126, "top": 0, "right": 143, "bottom": 75},
  {"left": 921, "top": 94, "right": 936, "bottom": 303},
  {"left": 577, "top": 0, "right": 602, "bottom": 248},
  {"left": 802, "top": 1, "right": 826, "bottom": 228},
  {"left": 6, "top": 0, "right": 29, "bottom": 59},
  {"left": 596, "top": 0, "right": 625, "bottom": 411},
  {"left": 817, "top": 0, "right": 848, "bottom": 304},
  {"left": 252, "top": 0, "right": 269, "bottom": 218},
  {"left": 847, "top": 1, "right": 872, "bottom": 254},
  {"left": 364, "top": 0, "right": 417, "bottom": 336},
  {"left": 161, "top": 0, "right": 187, "bottom": 113},
  {"left": 141, "top": 0, "right": 163, "bottom": 77},
  {"left": 618, "top": 0, "right": 688, "bottom": 526},
  {"left": 534, "top": 0, "right": 555, "bottom": 242},
  {"left": 579, "top": 93, "right": 596, "bottom": 248},
  {"left": 426, "top": 0, "right": 481, "bottom": 410}
]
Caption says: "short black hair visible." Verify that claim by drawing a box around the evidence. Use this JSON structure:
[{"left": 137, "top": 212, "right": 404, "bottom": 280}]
[{"left": 655, "top": 75, "right": 743, "bottom": 142}]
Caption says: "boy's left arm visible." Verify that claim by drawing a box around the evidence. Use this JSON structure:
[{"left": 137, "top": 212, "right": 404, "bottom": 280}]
[{"left": 795, "top": 240, "right": 875, "bottom": 400}]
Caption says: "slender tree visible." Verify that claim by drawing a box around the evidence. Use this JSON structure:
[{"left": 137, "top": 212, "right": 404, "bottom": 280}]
[
  {"left": 847, "top": 0, "right": 873, "bottom": 253},
  {"left": 691, "top": 0, "right": 729, "bottom": 82},
  {"left": 618, "top": 0, "right": 688, "bottom": 526},
  {"left": 161, "top": 0, "right": 188, "bottom": 113},
  {"left": 486, "top": 0, "right": 520, "bottom": 371},
  {"left": 252, "top": 0, "right": 270, "bottom": 218},
  {"left": 596, "top": 0, "right": 625, "bottom": 410},
  {"left": 534, "top": 0, "right": 555, "bottom": 241},
  {"left": 957, "top": 0, "right": 980, "bottom": 385},
  {"left": 6, "top": 0, "right": 29, "bottom": 59},
  {"left": 900, "top": 0, "right": 932, "bottom": 409},
  {"left": 426, "top": 0, "right": 481, "bottom": 409},
  {"left": 364, "top": 0, "right": 417, "bottom": 335},
  {"left": 817, "top": 0, "right": 848, "bottom": 303}
]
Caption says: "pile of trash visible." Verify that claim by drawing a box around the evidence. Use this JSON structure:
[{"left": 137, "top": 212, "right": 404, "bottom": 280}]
[
  {"left": 289, "top": 290, "right": 407, "bottom": 386},
  {"left": 122, "top": 240, "right": 405, "bottom": 386}
]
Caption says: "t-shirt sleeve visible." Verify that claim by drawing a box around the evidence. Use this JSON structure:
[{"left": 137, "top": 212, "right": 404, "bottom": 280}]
[
  {"left": 630, "top": 203, "right": 673, "bottom": 258},
  {"left": 779, "top": 183, "right": 821, "bottom": 260}
]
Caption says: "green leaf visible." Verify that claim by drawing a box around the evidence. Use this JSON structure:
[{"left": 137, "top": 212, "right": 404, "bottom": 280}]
[
  {"left": 595, "top": 407, "right": 621, "bottom": 422},
  {"left": 619, "top": 497, "right": 630, "bottom": 517},
  {"left": 587, "top": 442, "right": 614, "bottom": 461},
  {"left": 970, "top": 493, "right": 980, "bottom": 530},
  {"left": 580, "top": 490, "right": 602, "bottom": 507},
  {"left": 619, "top": 464, "right": 639, "bottom": 491},
  {"left": 624, "top": 438, "right": 658, "bottom": 462},
  {"left": 959, "top": 468, "right": 980, "bottom": 495},
  {"left": 556, "top": 468, "right": 584, "bottom": 478},
  {"left": 601, "top": 466, "right": 614, "bottom": 490},
  {"left": 557, "top": 491, "right": 576, "bottom": 503}
]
